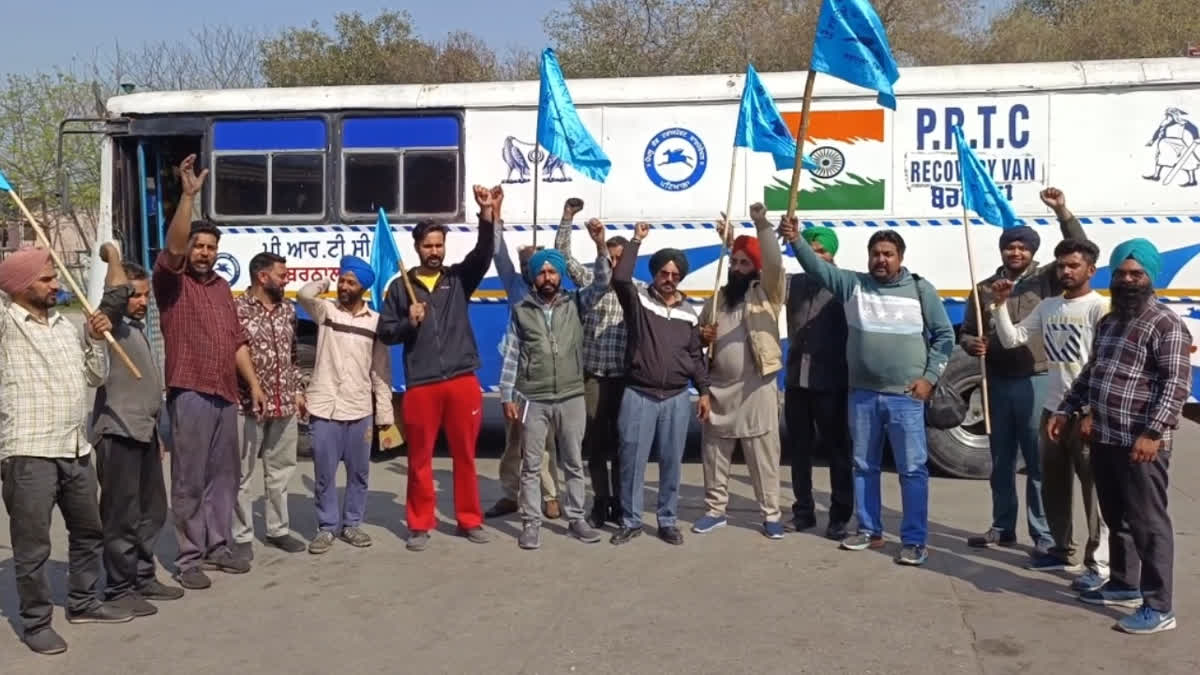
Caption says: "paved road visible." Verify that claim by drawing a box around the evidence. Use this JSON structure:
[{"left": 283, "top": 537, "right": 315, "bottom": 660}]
[{"left": 2, "top": 420, "right": 1197, "bottom": 674}]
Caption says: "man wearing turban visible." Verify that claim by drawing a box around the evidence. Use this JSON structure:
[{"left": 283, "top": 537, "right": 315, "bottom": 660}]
[
  {"left": 484, "top": 195, "right": 563, "bottom": 523},
  {"left": 1, "top": 246, "right": 126, "bottom": 654},
  {"left": 692, "top": 204, "right": 786, "bottom": 540},
  {"left": 784, "top": 224, "right": 853, "bottom": 540},
  {"left": 961, "top": 187, "right": 1090, "bottom": 572},
  {"left": 1051, "top": 238, "right": 1190, "bottom": 635},
  {"left": 498, "top": 229, "right": 615, "bottom": 549},
  {"left": 297, "top": 256, "right": 393, "bottom": 554},
  {"left": 609, "top": 222, "right": 711, "bottom": 547}
]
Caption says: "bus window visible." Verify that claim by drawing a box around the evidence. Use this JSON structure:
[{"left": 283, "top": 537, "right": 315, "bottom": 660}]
[
  {"left": 211, "top": 118, "right": 326, "bottom": 220},
  {"left": 340, "top": 116, "right": 460, "bottom": 219}
]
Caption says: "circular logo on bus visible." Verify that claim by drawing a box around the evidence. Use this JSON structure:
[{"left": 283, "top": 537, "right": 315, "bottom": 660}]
[
  {"left": 643, "top": 128, "right": 707, "bottom": 191},
  {"left": 214, "top": 252, "right": 240, "bottom": 286}
]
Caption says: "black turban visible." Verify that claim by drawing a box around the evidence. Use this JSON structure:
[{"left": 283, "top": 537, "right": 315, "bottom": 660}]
[
  {"left": 998, "top": 225, "right": 1040, "bottom": 254},
  {"left": 649, "top": 248, "right": 689, "bottom": 279}
]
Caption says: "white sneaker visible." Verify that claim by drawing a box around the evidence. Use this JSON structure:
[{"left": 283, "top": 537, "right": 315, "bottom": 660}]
[{"left": 1071, "top": 569, "right": 1110, "bottom": 593}]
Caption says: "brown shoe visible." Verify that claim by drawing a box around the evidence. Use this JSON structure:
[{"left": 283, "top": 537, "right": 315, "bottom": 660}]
[
  {"left": 485, "top": 498, "right": 519, "bottom": 519},
  {"left": 543, "top": 499, "right": 561, "bottom": 520}
]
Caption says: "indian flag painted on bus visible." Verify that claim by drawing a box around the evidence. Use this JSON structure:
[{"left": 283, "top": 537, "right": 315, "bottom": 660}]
[{"left": 764, "top": 109, "right": 887, "bottom": 211}]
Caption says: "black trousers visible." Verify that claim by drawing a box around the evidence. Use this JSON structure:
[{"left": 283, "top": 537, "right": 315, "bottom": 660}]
[
  {"left": 96, "top": 434, "right": 168, "bottom": 599},
  {"left": 1092, "top": 441, "right": 1174, "bottom": 612},
  {"left": 584, "top": 376, "right": 624, "bottom": 507},
  {"left": 1, "top": 455, "right": 104, "bottom": 635},
  {"left": 784, "top": 387, "right": 853, "bottom": 525}
]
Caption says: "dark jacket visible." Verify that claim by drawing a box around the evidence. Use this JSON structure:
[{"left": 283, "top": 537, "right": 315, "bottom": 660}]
[
  {"left": 377, "top": 216, "right": 495, "bottom": 388},
  {"left": 785, "top": 272, "right": 848, "bottom": 392},
  {"left": 960, "top": 215, "right": 1087, "bottom": 377},
  {"left": 612, "top": 239, "right": 710, "bottom": 399}
]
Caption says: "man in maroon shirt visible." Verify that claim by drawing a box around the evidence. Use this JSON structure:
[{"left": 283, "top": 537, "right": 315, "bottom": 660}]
[{"left": 154, "top": 155, "right": 266, "bottom": 590}]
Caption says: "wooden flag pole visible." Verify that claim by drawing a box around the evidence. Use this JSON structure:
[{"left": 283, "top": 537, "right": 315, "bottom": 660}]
[
  {"left": 961, "top": 205, "right": 992, "bottom": 434},
  {"left": 784, "top": 70, "right": 819, "bottom": 221},
  {"left": 711, "top": 147, "right": 741, "bottom": 305},
  {"left": 5, "top": 189, "right": 143, "bottom": 379},
  {"left": 531, "top": 148, "right": 541, "bottom": 249}
]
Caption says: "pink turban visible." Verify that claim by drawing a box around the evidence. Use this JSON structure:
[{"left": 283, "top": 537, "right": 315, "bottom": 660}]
[{"left": 0, "top": 246, "right": 52, "bottom": 296}]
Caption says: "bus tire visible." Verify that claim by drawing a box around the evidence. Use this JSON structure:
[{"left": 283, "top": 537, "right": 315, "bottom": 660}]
[{"left": 925, "top": 349, "right": 991, "bottom": 480}]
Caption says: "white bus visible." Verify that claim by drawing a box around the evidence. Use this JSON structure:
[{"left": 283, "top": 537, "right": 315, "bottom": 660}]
[{"left": 82, "top": 56, "right": 1200, "bottom": 478}]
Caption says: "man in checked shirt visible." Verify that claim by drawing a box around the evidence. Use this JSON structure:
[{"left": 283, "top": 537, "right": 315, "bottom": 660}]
[
  {"left": 555, "top": 199, "right": 637, "bottom": 529},
  {"left": 1050, "top": 238, "right": 1191, "bottom": 635}
]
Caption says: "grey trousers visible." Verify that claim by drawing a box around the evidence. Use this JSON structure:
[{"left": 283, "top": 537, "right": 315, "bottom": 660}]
[
  {"left": 168, "top": 390, "right": 239, "bottom": 572},
  {"left": 501, "top": 418, "right": 559, "bottom": 502},
  {"left": 234, "top": 415, "right": 299, "bottom": 543},
  {"left": 519, "top": 396, "right": 587, "bottom": 525}
]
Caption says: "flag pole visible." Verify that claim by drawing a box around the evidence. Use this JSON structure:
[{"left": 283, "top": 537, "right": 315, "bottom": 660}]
[
  {"left": 531, "top": 149, "right": 541, "bottom": 248},
  {"left": 784, "top": 70, "right": 819, "bottom": 221},
  {"left": 961, "top": 206, "right": 992, "bottom": 434},
  {"left": 4, "top": 189, "right": 143, "bottom": 379}
]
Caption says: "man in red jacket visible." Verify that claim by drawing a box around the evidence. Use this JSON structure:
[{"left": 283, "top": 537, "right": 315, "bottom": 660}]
[{"left": 378, "top": 185, "right": 498, "bottom": 552}]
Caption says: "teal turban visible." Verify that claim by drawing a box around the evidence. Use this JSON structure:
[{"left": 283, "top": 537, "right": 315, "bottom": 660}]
[
  {"left": 527, "top": 248, "right": 566, "bottom": 283},
  {"left": 1109, "top": 238, "right": 1161, "bottom": 284},
  {"left": 802, "top": 226, "right": 839, "bottom": 257}
]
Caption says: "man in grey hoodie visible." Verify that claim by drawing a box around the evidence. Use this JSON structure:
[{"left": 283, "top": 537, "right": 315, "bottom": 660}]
[{"left": 781, "top": 221, "right": 954, "bottom": 566}]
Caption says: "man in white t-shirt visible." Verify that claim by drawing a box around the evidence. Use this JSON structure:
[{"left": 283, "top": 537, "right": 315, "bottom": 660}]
[{"left": 991, "top": 237, "right": 1110, "bottom": 593}]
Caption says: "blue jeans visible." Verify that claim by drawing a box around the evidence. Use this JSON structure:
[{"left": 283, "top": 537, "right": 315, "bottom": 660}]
[
  {"left": 988, "top": 374, "right": 1052, "bottom": 548},
  {"left": 618, "top": 388, "right": 691, "bottom": 529},
  {"left": 849, "top": 389, "right": 929, "bottom": 546},
  {"left": 310, "top": 415, "right": 373, "bottom": 532}
]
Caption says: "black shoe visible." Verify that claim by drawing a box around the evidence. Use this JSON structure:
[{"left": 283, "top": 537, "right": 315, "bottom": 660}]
[
  {"left": 608, "top": 500, "right": 624, "bottom": 526},
  {"left": 967, "top": 528, "right": 1017, "bottom": 548},
  {"left": 203, "top": 548, "right": 251, "bottom": 574},
  {"left": 825, "top": 520, "right": 850, "bottom": 541},
  {"left": 233, "top": 541, "right": 254, "bottom": 561},
  {"left": 175, "top": 568, "right": 212, "bottom": 590},
  {"left": 484, "top": 498, "right": 519, "bottom": 519},
  {"left": 657, "top": 526, "right": 685, "bottom": 546},
  {"left": 136, "top": 579, "right": 185, "bottom": 601},
  {"left": 111, "top": 592, "right": 158, "bottom": 617},
  {"left": 610, "top": 526, "right": 643, "bottom": 545},
  {"left": 587, "top": 502, "right": 608, "bottom": 529},
  {"left": 66, "top": 602, "right": 134, "bottom": 624},
  {"left": 791, "top": 513, "right": 817, "bottom": 532},
  {"left": 24, "top": 627, "right": 67, "bottom": 655},
  {"left": 266, "top": 534, "right": 308, "bottom": 553}
]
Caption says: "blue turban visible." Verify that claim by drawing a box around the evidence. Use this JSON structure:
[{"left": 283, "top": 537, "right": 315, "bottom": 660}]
[
  {"left": 527, "top": 248, "right": 567, "bottom": 284},
  {"left": 1109, "top": 238, "right": 1161, "bottom": 284},
  {"left": 339, "top": 255, "right": 375, "bottom": 288}
]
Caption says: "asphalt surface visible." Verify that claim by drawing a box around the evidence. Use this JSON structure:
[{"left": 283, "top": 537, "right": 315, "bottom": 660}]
[{"left": 2, "top": 417, "right": 1198, "bottom": 674}]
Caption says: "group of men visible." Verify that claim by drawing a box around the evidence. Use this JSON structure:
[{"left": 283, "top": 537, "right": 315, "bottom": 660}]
[{"left": 0, "top": 150, "right": 1187, "bottom": 654}]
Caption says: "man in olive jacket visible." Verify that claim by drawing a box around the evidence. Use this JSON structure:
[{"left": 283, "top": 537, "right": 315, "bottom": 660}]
[{"left": 961, "top": 187, "right": 1087, "bottom": 565}]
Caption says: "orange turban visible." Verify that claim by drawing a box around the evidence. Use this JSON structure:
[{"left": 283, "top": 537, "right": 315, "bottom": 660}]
[{"left": 732, "top": 235, "right": 762, "bottom": 270}]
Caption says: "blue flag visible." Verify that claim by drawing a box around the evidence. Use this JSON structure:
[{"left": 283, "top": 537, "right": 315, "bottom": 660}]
[
  {"left": 810, "top": 0, "right": 901, "bottom": 110},
  {"left": 953, "top": 126, "right": 1019, "bottom": 228},
  {"left": 734, "top": 65, "right": 817, "bottom": 172},
  {"left": 0, "top": 168, "right": 11, "bottom": 192},
  {"left": 537, "top": 48, "right": 611, "bottom": 183},
  {"left": 369, "top": 208, "right": 401, "bottom": 312}
]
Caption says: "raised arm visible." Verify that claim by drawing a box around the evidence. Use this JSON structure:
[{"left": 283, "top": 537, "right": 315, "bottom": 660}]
[
  {"left": 1146, "top": 315, "right": 1193, "bottom": 439},
  {"left": 296, "top": 279, "right": 330, "bottom": 325},
  {"left": 456, "top": 185, "right": 500, "bottom": 295},
  {"left": 492, "top": 220, "right": 520, "bottom": 299},
  {"left": 578, "top": 219, "right": 612, "bottom": 310},
  {"left": 1040, "top": 187, "right": 1086, "bottom": 242},
  {"left": 612, "top": 223, "right": 648, "bottom": 318},
  {"left": 165, "top": 154, "right": 206, "bottom": 261},
  {"left": 555, "top": 198, "right": 592, "bottom": 287},
  {"left": 780, "top": 218, "right": 858, "bottom": 302},
  {"left": 749, "top": 204, "right": 785, "bottom": 308}
]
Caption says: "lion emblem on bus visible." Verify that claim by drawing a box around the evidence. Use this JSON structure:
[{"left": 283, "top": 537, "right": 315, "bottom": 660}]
[
  {"left": 501, "top": 136, "right": 571, "bottom": 184},
  {"left": 1145, "top": 107, "right": 1199, "bottom": 187}
]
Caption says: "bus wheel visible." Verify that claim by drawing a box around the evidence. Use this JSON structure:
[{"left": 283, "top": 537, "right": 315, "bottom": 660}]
[{"left": 925, "top": 351, "right": 992, "bottom": 479}]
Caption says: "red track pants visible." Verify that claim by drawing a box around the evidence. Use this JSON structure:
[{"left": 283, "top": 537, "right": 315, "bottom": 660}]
[{"left": 402, "top": 374, "right": 483, "bottom": 531}]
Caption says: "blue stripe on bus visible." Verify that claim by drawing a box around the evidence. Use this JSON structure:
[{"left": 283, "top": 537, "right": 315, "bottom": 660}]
[
  {"left": 342, "top": 117, "right": 459, "bottom": 149},
  {"left": 212, "top": 119, "right": 326, "bottom": 151}
]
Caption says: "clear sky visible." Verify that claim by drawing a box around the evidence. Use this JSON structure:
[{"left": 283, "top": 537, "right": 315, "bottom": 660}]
[{"left": 1, "top": 0, "right": 560, "bottom": 76}]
